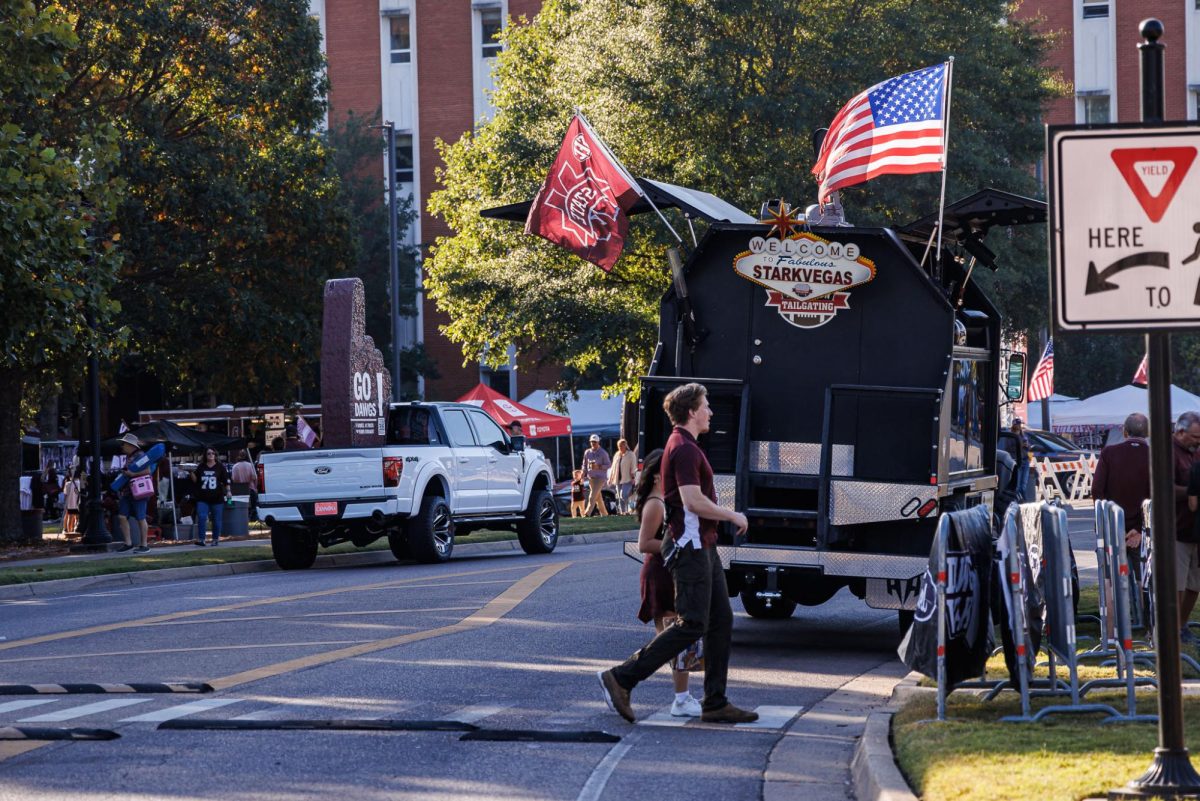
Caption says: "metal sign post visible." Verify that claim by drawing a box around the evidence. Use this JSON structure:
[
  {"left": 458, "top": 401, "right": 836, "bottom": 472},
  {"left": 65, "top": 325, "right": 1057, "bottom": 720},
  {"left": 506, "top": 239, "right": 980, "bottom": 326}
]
[{"left": 1106, "top": 20, "right": 1200, "bottom": 799}]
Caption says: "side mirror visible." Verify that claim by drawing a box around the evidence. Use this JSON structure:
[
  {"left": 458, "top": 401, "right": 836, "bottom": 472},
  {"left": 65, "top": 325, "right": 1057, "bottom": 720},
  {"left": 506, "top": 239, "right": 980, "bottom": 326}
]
[
  {"left": 509, "top": 435, "right": 526, "bottom": 453},
  {"left": 1005, "top": 352, "right": 1027, "bottom": 402}
]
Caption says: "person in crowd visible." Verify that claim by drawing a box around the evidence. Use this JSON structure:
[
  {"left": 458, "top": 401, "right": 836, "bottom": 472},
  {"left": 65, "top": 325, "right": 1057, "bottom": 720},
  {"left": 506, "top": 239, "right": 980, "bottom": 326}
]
[
  {"left": 1094, "top": 413, "right": 1151, "bottom": 580},
  {"left": 270, "top": 435, "right": 285, "bottom": 453},
  {"left": 230, "top": 449, "right": 257, "bottom": 520},
  {"left": 634, "top": 448, "right": 702, "bottom": 716},
  {"left": 569, "top": 469, "right": 588, "bottom": 517},
  {"left": 582, "top": 434, "right": 611, "bottom": 517},
  {"left": 61, "top": 468, "right": 81, "bottom": 535},
  {"left": 284, "top": 424, "right": 309, "bottom": 451},
  {"left": 508, "top": 421, "right": 524, "bottom": 439},
  {"left": 1175, "top": 411, "right": 1200, "bottom": 645},
  {"left": 191, "top": 448, "right": 231, "bottom": 546},
  {"left": 610, "top": 438, "right": 638, "bottom": 514},
  {"left": 41, "top": 463, "right": 61, "bottom": 523},
  {"left": 116, "top": 433, "right": 152, "bottom": 553},
  {"left": 599, "top": 382, "right": 757, "bottom": 724},
  {"left": 1001, "top": 418, "right": 1032, "bottom": 501}
]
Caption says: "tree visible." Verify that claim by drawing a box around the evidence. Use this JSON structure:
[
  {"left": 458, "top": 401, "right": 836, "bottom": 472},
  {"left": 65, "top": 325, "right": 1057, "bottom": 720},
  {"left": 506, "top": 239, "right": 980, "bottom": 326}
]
[
  {"left": 427, "top": 0, "right": 1062, "bottom": 397},
  {"left": 0, "top": 1, "right": 122, "bottom": 542},
  {"left": 50, "top": 0, "right": 357, "bottom": 406}
]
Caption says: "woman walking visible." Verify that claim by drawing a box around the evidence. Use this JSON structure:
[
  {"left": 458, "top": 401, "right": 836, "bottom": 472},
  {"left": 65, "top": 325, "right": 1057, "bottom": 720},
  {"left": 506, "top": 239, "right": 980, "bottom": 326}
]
[
  {"left": 634, "top": 448, "right": 701, "bottom": 717},
  {"left": 191, "top": 448, "right": 231, "bottom": 546},
  {"left": 61, "top": 469, "right": 81, "bottom": 535}
]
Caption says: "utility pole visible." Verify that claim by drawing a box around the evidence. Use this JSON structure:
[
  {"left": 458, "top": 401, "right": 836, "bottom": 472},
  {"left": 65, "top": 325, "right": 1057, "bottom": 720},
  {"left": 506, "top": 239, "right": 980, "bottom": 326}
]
[{"left": 383, "top": 121, "right": 402, "bottom": 402}]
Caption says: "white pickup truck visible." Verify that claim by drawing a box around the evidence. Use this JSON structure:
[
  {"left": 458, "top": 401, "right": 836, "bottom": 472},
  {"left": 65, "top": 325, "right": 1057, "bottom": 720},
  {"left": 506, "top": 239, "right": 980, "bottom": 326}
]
[{"left": 255, "top": 402, "right": 559, "bottom": 569}]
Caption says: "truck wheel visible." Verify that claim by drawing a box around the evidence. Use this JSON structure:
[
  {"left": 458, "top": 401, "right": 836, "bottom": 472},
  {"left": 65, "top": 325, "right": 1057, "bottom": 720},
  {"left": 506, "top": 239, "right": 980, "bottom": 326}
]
[
  {"left": 270, "top": 524, "right": 318, "bottom": 570},
  {"left": 517, "top": 489, "right": 559, "bottom": 555},
  {"left": 407, "top": 495, "right": 454, "bottom": 563},
  {"left": 739, "top": 589, "right": 797, "bottom": 619},
  {"left": 387, "top": 526, "right": 410, "bottom": 562}
]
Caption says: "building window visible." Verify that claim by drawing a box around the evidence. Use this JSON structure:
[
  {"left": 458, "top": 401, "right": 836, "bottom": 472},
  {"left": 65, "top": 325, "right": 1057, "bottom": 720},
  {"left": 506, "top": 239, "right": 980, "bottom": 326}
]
[
  {"left": 394, "top": 134, "right": 413, "bottom": 184},
  {"left": 389, "top": 14, "right": 411, "bottom": 63},
  {"left": 1081, "top": 1, "right": 1108, "bottom": 19},
  {"left": 480, "top": 8, "right": 503, "bottom": 59},
  {"left": 1081, "top": 95, "right": 1110, "bottom": 124}
]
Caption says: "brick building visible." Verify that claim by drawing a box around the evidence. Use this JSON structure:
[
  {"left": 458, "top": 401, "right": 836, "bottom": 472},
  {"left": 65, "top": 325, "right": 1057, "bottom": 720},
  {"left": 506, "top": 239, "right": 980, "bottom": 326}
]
[{"left": 310, "top": 0, "right": 1198, "bottom": 402}]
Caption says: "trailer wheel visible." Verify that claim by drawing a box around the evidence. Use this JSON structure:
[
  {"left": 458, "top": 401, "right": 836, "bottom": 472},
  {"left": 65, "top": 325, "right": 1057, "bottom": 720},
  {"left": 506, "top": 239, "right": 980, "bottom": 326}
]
[
  {"left": 270, "top": 524, "right": 318, "bottom": 570},
  {"left": 739, "top": 590, "right": 796, "bottom": 619},
  {"left": 517, "top": 489, "right": 559, "bottom": 555},
  {"left": 407, "top": 495, "right": 454, "bottom": 563}
]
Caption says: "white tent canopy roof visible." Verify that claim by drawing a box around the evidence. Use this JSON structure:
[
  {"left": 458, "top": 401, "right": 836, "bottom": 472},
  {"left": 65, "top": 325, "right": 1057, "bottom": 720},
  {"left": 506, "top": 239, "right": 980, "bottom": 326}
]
[
  {"left": 520, "top": 390, "right": 623, "bottom": 437},
  {"left": 1050, "top": 384, "right": 1200, "bottom": 428},
  {"left": 1023, "top": 393, "right": 1077, "bottom": 429}
]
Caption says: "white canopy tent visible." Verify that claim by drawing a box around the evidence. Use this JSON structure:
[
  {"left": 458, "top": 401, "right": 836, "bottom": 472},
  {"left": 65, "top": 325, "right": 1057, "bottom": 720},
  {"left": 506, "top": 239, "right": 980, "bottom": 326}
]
[
  {"left": 1023, "top": 393, "right": 1077, "bottom": 430},
  {"left": 1051, "top": 384, "right": 1200, "bottom": 429}
]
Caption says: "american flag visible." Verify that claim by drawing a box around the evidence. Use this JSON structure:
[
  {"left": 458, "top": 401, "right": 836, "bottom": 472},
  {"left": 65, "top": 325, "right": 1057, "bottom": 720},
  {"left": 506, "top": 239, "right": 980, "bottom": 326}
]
[
  {"left": 812, "top": 63, "right": 949, "bottom": 203},
  {"left": 1028, "top": 340, "right": 1055, "bottom": 402},
  {"left": 1132, "top": 353, "right": 1148, "bottom": 387}
]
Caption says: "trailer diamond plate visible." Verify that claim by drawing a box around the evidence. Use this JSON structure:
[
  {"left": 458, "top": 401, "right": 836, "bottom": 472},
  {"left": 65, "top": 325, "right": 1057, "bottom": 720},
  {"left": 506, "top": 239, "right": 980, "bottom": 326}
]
[
  {"left": 828, "top": 481, "right": 936, "bottom": 526},
  {"left": 749, "top": 441, "right": 854, "bottom": 475}
]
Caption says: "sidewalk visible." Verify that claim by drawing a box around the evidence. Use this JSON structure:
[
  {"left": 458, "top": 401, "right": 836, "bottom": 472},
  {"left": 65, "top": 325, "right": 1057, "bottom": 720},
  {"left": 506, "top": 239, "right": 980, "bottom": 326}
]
[{"left": 4, "top": 532, "right": 272, "bottom": 570}]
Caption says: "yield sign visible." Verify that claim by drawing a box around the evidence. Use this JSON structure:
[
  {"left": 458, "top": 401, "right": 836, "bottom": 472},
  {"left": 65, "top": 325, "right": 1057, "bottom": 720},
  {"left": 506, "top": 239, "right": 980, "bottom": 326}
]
[{"left": 1110, "top": 146, "right": 1197, "bottom": 223}]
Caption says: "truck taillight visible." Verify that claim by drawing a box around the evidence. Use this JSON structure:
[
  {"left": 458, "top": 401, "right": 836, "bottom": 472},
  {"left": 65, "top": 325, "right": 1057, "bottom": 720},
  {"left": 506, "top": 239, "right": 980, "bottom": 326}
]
[
  {"left": 383, "top": 456, "right": 403, "bottom": 488},
  {"left": 256, "top": 463, "right": 265, "bottom": 493}
]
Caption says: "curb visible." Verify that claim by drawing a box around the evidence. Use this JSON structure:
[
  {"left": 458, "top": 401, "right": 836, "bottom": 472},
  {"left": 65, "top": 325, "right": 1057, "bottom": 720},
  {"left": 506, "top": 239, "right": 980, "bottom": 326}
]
[
  {"left": 850, "top": 672, "right": 923, "bottom": 801},
  {"left": 0, "top": 529, "right": 634, "bottom": 600}
]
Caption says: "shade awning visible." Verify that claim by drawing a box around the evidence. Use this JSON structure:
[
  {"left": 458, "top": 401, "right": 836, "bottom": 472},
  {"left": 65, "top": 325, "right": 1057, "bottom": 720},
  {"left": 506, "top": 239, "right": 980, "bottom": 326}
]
[
  {"left": 480, "top": 178, "right": 755, "bottom": 225},
  {"left": 456, "top": 383, "right": 573, "bottom": 439}
]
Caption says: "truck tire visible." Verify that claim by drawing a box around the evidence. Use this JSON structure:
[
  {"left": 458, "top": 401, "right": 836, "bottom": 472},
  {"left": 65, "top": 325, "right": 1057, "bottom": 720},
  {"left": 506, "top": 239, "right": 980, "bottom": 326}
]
[
  {"left": 739, "top": 589, "right": 797, "bottom": 619},
  {"left": 387, "top": 526, "right": 410, "bottom": 562},
  {"left": 271, "top": 524, "right": 318, "bottom": 570},
  {"left": 517, "top": 489, "right": 559, "bottom": 555},
  {"left": 407, "top": 495, "right": 454, "bottom": 563}
]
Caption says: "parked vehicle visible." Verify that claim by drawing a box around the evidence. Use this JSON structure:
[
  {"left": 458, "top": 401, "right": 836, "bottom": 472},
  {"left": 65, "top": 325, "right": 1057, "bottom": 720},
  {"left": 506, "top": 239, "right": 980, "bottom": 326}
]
[{"left": 255, "top": 403, "right": 559, "bottom": 569}]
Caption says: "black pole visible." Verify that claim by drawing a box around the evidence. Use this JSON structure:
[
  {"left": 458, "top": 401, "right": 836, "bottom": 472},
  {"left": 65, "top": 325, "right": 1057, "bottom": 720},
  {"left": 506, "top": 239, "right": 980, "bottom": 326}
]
[
  {"left": 1114, "top": 18, "right": 1200, "bottom": 799},
  {"left": 384, "top": 121, "right": 402, "bottom": 402},
  {"left": 80, "top": 306, "right": 110, "bottom": 546}
]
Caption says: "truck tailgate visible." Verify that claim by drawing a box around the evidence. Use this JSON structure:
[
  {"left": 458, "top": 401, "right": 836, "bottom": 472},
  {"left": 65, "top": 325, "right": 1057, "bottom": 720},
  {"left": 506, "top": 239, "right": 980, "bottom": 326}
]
[{"left": 264, "top": 449, "right": 386, "bottom": 500}]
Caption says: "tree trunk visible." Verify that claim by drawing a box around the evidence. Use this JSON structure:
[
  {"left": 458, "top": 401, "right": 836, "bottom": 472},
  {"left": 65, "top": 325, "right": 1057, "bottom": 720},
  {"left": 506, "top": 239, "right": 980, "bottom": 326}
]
[
  {"left": 35, "top": 383, "right": 59, "bottom": 440},
  {"left": 0, "top": 366, "right": 26, "bottom": 544}
]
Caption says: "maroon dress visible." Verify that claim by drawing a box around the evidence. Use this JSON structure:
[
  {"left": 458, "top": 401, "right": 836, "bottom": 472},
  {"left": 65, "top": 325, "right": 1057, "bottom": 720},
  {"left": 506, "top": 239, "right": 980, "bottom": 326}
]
[{"left": 637, "top": 498, "right": 675, "bottom": 623}]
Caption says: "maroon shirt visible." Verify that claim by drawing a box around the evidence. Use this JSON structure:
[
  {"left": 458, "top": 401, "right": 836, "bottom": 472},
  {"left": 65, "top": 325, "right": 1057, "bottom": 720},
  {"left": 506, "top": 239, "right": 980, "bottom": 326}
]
[
  {"left": 1175, "top": 437, "right": 1196, "bottom": 542},
  {"left": 662, "top": 426, "right": 718, "bottom": 548},
  {"left": 1092, "top": 438, "right": 1150, "bottom": 531}
]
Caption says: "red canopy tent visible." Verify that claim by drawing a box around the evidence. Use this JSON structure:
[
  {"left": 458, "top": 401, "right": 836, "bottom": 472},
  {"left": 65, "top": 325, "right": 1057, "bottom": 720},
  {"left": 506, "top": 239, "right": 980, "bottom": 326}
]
[{"left": 456, "top": 383, "right": 572, "bottom": 439}]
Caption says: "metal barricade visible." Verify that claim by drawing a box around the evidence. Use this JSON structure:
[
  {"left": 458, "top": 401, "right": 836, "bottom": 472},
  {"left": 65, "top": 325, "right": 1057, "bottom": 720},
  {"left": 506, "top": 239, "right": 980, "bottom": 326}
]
[
  {"left": 1124, "top": 500, "right": 1200, "bottom": 674},
  {"left": 997, "top": 503, "right": 1034, "bottom": 722}
]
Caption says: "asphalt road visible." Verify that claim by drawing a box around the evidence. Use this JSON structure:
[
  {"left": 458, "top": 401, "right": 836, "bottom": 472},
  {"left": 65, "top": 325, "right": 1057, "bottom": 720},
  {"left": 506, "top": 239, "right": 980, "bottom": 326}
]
[{"left": 0, "top": 542, "right": 901, "bottom": 801}]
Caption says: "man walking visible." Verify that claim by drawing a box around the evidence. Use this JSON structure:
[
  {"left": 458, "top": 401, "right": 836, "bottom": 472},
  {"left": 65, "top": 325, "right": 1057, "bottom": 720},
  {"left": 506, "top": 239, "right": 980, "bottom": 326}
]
[
  {"left": 582, "top": 434, "right": 611, "bottom": 517},
  {"left": 1175, "top": 412, "right": 1200, "bottom": 644},
  {"left": 1093, "top": 413, "right": 1151, "bottom": 618},
  {"left": 598, "top": 382, "right": 758, "bottom": 724}
]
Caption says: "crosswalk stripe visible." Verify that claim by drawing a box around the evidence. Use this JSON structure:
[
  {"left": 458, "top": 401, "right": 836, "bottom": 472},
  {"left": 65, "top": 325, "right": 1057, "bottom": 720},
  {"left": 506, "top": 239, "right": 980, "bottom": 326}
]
[
  {"left": 19, "top": 698, "right": 150, "bottom": 722},
  {"left": 636, "top": 708, "right": 690, "bottom": 728},
  {"left": 732, "top": 705, "right": 803, "bottom": 730},
  {"left": 444, "top": 703, "right": 513, "bottom": 724},
  {"left": 0, "top": 700, "right": 58, "bottom": 715},
  {"left": 120, "top": 698, "right": 242, "bottom": 722}
]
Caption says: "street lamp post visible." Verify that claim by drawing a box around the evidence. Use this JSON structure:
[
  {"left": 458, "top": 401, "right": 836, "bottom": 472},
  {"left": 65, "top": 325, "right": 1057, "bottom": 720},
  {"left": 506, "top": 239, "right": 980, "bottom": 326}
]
[
  {"left": 80, "top": 303, "right": 110, "bottom": 547},
  {"left": 383, "top": 121, "right": 402, "bottom": 402}
]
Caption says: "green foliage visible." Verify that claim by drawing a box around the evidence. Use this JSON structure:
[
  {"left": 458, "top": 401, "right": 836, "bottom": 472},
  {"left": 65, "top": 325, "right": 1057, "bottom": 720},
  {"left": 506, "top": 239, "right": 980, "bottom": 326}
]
[
  {"left": 52, "top": 0, "right": 357, "bottom": 403},
  {"left": 428, "top": 0, "right": 1062, "bottom": 396}
]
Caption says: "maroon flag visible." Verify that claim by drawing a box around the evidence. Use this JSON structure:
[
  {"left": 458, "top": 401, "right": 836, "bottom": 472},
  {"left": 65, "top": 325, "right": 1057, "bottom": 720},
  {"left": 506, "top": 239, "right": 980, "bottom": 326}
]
[
  {"left": 1132, "top": 353, "right": 1148, "bottom": 387},
  {"left": 524, "top": 115, "right": 643, "bottom": 272}
]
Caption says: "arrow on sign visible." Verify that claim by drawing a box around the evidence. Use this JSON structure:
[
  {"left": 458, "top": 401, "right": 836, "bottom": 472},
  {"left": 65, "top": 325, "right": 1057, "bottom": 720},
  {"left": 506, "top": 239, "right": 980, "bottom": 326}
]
[{"left": 1085, "top": 252, "right": 1171, "bottom": 294}]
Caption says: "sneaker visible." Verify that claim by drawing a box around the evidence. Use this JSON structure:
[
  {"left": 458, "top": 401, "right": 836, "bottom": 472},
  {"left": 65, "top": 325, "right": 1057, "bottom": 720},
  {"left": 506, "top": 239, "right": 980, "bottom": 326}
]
[
  {"left": 597, "top": 669, "right": 635, "bottom": 723},
  {"left": 670, "top": 695, "right": 703, "bottom": 717},
  {"left": 701, "top": 703, "right": 759, "bottom": 724},
  {"left": 195, "top": 541, "right": 206, "bottom": 547},
  {"left": 210, "top": 540, "right": 219, "bottom": 546},
  {"left": 132, "top": 546, "right": 151, "bottom": 554},
  {"left": 116, "top": 544, "right": 134, "bottom": 553}
]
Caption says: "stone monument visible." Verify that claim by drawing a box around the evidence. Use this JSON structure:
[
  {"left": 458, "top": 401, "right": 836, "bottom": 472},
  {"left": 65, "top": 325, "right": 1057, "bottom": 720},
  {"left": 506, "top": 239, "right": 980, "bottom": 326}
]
[{"left": 320, "top": 278, "right": 392, "bottom": 447}]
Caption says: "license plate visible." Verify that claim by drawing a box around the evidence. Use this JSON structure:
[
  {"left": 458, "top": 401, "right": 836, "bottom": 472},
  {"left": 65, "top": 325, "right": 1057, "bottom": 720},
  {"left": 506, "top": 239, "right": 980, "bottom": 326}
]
[{"left": 314, "top": 501, "right": 338, "bottom": 516}]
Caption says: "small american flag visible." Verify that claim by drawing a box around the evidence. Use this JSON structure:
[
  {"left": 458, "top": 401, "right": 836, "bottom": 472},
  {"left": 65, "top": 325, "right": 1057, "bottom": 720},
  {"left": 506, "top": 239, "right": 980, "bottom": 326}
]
[
  {"left": 812, "top": 64, "right": 949, "bottom": 203},
  {"left": 296, "top": 415, "right": 318, "bottom": 448},
  {"left": 1132, "top": 353, "right": 1148, "bottom": 387},
  {"left": 1028, "top": 340, "right": 1055, "bottom": 402}
]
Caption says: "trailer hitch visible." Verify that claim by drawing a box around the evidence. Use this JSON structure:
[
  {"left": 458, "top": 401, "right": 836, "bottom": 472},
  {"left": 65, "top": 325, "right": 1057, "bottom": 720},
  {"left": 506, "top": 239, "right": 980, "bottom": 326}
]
[{"left": 754, "top": 566, "right": 784, "bottom": 608}]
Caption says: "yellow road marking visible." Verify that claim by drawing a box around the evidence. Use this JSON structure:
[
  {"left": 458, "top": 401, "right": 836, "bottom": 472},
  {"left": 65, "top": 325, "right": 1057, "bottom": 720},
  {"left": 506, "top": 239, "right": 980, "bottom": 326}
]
[
  {"left": 207, "top": 561, "right": 569, "bottom": 691},
  {"left": 0, "top": 741, "right": 48, "bottom": 761},
  {"left": 0, "top": 563, "right": 545, "bottom": 653}
]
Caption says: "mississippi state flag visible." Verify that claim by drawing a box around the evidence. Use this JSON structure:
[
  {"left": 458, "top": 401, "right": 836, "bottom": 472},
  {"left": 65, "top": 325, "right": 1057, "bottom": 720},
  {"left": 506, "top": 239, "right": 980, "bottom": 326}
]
[
  {"left": 525, "top": 115, "right": 643, "bottom": 272},
  {"left": 296, "top": 415, "right": 319, "bottom": 448},
  {"left": 1028, "top": 340, "right": 1055, "bottom": 402}
]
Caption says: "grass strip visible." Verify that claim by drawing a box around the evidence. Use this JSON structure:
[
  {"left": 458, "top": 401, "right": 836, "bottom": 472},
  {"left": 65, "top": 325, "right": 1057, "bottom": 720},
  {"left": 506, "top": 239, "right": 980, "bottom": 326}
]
[{"left": 0, "top": 515, "right": 634, "bottom": 586}]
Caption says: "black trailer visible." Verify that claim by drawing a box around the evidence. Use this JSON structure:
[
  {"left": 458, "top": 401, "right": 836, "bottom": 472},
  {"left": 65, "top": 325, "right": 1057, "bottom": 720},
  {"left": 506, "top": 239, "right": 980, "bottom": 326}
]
[
  {"left": 634, "top": 189, "right": 1043, "bottom": 620},
  {"left": 482, "top": 181, "right": 1044, "bottom": 623}
]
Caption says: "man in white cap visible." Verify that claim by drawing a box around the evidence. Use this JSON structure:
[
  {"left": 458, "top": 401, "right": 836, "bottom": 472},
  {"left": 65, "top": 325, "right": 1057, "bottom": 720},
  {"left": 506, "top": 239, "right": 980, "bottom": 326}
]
[
  {"left": 582, "top": 434, "right": 611, "bottom": 517},
  {"left": 116, "top": 433, "right": 153, "bottom": 553}
]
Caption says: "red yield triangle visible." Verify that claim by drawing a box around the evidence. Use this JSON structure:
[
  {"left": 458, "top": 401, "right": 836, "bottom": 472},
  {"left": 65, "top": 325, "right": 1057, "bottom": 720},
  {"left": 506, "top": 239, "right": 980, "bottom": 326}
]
[{"left": 1110, "top": 146, "right": 1197, "bottom": 223}]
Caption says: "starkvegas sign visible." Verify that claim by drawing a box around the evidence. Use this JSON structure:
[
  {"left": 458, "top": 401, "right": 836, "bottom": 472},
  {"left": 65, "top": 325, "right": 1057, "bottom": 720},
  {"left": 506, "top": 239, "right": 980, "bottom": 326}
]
[{"left": 734, "top": 232, "right": 877, "bottom": 329}]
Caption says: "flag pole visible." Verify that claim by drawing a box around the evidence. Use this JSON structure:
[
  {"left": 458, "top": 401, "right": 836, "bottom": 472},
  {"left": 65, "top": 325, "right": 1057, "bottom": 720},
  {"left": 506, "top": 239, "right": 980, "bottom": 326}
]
[
  {"left": 933, "top": 58, "right": 954, "bottom": 280},
  {"left": 575, "top": 111, "right": 683, "bottom": 245}
]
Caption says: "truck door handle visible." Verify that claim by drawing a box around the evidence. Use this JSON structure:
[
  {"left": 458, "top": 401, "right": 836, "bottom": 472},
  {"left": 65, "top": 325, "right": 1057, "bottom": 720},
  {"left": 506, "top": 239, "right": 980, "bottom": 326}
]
[
  {"left": 488, "top": 456, "right": 498, "bottom": 464},
  {"left": 458, "top": 457, "right": 470, "bottom": 464}
]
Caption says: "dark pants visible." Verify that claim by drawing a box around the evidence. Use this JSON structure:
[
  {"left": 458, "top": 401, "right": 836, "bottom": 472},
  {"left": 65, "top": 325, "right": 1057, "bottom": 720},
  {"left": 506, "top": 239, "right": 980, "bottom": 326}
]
[{"left": 611, "top": 546, "right": 733, "bottom": 712}]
